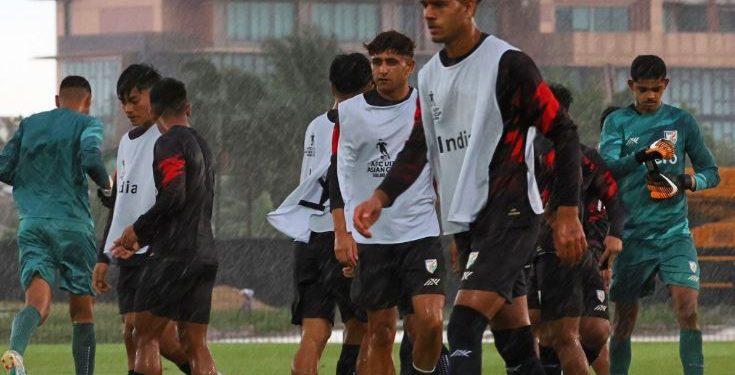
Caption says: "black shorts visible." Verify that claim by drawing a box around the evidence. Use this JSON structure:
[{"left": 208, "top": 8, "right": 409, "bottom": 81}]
[
  {"left": 456, "top": 233, "right": 530, "bottom": 301},
  {"left": 291, "top": 231, "right": 366, "bottom": 325},
  {"left": 527, "top": 259, "right": 540, "bottom": 311},
  {"left": 535, "top": 250, "right": 609, "bottom": 321},
  {"left": 117, "top": 265, "right": 143, "bottom": 315},
  {"left": 351, "top": 236, "right": 445, "bottom": 312},
  {"left": 457, "top": 212, "right": 542, "bottom": 302},
  {"left": 134, "top": 258, "right": 218, "bottom": 324}
]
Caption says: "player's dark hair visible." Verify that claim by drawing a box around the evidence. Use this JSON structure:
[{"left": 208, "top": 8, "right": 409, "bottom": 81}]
[
  {"left": 549, "top": 83, "right": 573, "bottom": 112},
  {"left": 117, "top": 63, "right": 162, "bottom": 101},
  {"left": 149, "top": 78, "right": 188, "bottom": 117},
  {"left": 60, "top": 75, "right": 92, "bottom": 94},
  {"left": 329, "top": 53, "right": 373, "bottom": 97},
  {"left": 631, "top": 55, "right": 667, "bottom": 81},
  {"left": 600, "top": 106, "right": 621, "bottom": 131},
  {"left": 364, "top": 30, "right": 415, "bottom": 58}
]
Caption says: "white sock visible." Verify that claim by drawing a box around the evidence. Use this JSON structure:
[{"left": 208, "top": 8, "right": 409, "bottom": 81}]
[{"left": 413, "top": 362, "right": 436, "bottom": 374}]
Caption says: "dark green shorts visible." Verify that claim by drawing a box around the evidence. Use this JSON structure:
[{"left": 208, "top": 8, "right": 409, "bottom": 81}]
[
  {"left": 610, "top": 236, "right": 699, "bottom": 302},
  {"left": 17, "top": 218, "right": 96, "bottom": 295}
]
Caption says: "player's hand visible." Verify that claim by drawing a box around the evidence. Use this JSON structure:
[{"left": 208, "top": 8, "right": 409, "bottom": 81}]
[
  {"left": 97, "top": 188, "right": 114, "bottom": 209},
  {"left": 334, "top": 230, "right": 358, "bottom": 267},
  {"left": 600, "top": 235, "right": 623, "bottom": 268},
  {"left": 110, "top": 238, "right": 138, "bottom": 260},
  {"left": 92, "top": 262, "right": 111, "bottom": 294},
  {"left": 551, "top": 206, "right": 587, "bottom": 266},
  {"left": 353, "top": 191, "right": 389, "bottom": 238},
  {"left": 601, "top": 267, "right": 612, "bottom": 293},
  {"left": 646, "top": 172, "right": 695, "bottom": 200},
  {"left": 635, "top": 138, "right": 675, "bottom": 163},
  {"left": 342, "top": 265, "right": 355, "bottom": 278},
  {"left": 120, "top": 225, "right": 139, "bottom": 250},
  {"left": 450, "top": 239, "right": 460, "bottom": 274}
]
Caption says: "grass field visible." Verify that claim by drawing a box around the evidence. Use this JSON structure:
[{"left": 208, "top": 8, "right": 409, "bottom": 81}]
[{"left": 18, "top": 342, "right": 735, "bottom": 374}]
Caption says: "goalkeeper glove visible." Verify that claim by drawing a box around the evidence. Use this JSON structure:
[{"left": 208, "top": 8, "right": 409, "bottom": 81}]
[
  {"left": 646, "top": 170, "right": 696, "bottom": 200},
  {"left": 97, "top": 187, "right": 114, "bottom": 209},
  {"left": 635, "top": 138, "right": 676, "bottom": 163}
]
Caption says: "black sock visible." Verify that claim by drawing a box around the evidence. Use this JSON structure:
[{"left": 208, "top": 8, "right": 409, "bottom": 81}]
[
  {"left": 127, "top": 371, "right": 135, "bottom": 375},
  {"left": 491, "top": 326, "right": 545, "bottom": 375},
  {"left": 539, "top": 345, "right": 561, "bottom": 375},
  {"left": 177, "top": 361, "right": 192, "bottom": 375},
  {"left": 336, "top": 344, "right": 360, "bottom": 375},
  {"left": 582, "top": 343, "right": 602, "bottom": 366},
  {"left": 400, "top": 333, "right": 414, "bottom": 375},
  {"left": 447, "top": 305, "right": 488, "bottom": 375},
  {"left": 132, "top": 372, "right": 145, "bottom": 375}
]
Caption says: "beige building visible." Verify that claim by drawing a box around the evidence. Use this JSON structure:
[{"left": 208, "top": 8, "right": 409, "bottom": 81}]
[{"left": 55, "top": 0, "right": 735, "bottom": 140}]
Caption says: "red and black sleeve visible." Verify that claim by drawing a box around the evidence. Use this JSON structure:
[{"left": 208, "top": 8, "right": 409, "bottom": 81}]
[
  {"left": 133, "top": 135, "right": 187, "bottom": 246},
  {"left": 376, "top": 96, "right": 428, "bottom": 206},
  {"left": 584, "top": 147, "right": 624, "bottom": 238},
  {"left": 328, "top": 122, "right": 345, "bottom": 211},
  {"left": 497, "top": 50, "right": 581, "bottom": 207}
]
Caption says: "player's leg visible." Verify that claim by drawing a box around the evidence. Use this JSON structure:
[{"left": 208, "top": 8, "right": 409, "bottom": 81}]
[
  {"left": 133, "top": 311, "right": 170, "bottom": 375},
  {"left": 176, "top": 321, "right": 216, "bottom": 375},
  {"left": 57, "top": 220, "right": 98, "bottom": 375},
  {"left": 122, "top": 313, "right": 136, "bottom": 373},
  {"left": 536, "top": 252, "right": 588, "bottom": 374},
  {"left": 659, "top": 236, "right": 703, "bottom": 375},
  {"left": 527, "top": 260, "right": 560, "bottom": 375},
  {"left": 159, "top": 320, "right": 194, "bottom": 374},
  {"left": 69, "top": 294, "right": 95, "bottom": 375},
  {"left": 608, "top": 239, "right": 657, "bottom": 375},
  {"left": 366, "top": 308, "right": 398, "bottom": 375},
  {"left": 338, "top": 318, "right": 366, "bottom": 375},
  {"left": 292, "top": 235, "right": 334, "bottom": 375},
  {"left": 403, "top": 237, "right": 445, "bottom": 374},
  {"left": 489, "top": 270, "right": 545, "bottom": 375},
  {"left": 117, "top": 265, "right": 141, "bottom": 374},
  {"left": 449, "top": 217, "right": 542, "bottom": 375},
  {"left": 579, "top": 262, "right": 611, "bottom": 375}
]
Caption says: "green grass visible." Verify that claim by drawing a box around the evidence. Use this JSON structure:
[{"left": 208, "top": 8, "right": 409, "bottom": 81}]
[{"left": 18, "top": 342, "right": 735, "bottom": 374}]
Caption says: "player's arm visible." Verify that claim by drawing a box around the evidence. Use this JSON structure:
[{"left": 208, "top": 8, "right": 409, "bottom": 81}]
[
  {"left": 497, "top": 50, "right": 586, "bottom": 263},
  {"left": 585, "top": 149, "right": 625, "bottom": 266},
  {"left": 599, "top": 117, "right": 647, "bottom": 179},
  {"left": 685, "top": 113, "right": 720, "bottom": 191},
  {"left": 97, "top": 176, "right": 117, "bottom": 264},
  {"left": 353, "top": 97, "right": 428, "bottom": 237},
  {"left": 0, "top": 121, "right": 24, "bottom": 185},
  {"left": 80, "top": 118, "right": 111, "bottom": 190},
  {"left": 131, "top": 136, "right": 187, "bottom": 247},
  {"left": 328, "top": 122, "right": 359, "bottom": 266}
]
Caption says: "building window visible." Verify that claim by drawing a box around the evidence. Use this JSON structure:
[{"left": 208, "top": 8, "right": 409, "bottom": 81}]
[
  {"left": 396, "top": 4, "right": 421, "bottom": 42},
  {"left": 227, "top": 1, "right": 295, "bottom": 41},
  {"left": 63, "top": 0, "right": 72, "bottom": 36},
  {"left": 208, "top": 53, "right": 270, "bottom": 74},
  {"left": 664, "top": 3, "right": 707, "bottom": 32},
  {"left": 556, "top": 6, "right": 629, "bottom": 32},
  {"left": 311, "top": 3, "right": 379, "bottom": 42},
  {"left": 720, "top": 5, "right": 735, "bottom": 32},
  {"left": 60, "top": 58, "right": 122, "bottom": 135}
]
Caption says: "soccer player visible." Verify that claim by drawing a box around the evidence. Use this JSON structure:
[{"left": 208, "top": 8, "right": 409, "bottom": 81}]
[
  {"left": 0, "top": 76, "right": 111, "bottom": 375},
  {"left": 530, "top": 84, "right": 624, "bottom": 375},
  {"left": 352, "top": 2, "right": 586, "bottom": 374},
  {"left": 112, "top": 78, "right": 219, "bottom": 375},
  {"left": 600, "top": 55, "right": 719, "bottom": 375},
  {"left": 92, "top": 64, "right": 192, "bottom": 375},
  {"left": 330, "top": 31, "right": 446, "bottom": 375},
  {"left": 268, "top": 53, "right": 373, "bottom": 375}
]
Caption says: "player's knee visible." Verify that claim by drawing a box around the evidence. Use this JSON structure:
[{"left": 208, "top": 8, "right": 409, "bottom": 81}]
[
  {"left": 674, "top": 302, "right": 699, "bottom": 326},
  {"left": 369, "top": 321, "right": 396, "bottom": 350},
  {"left": 549, "top": 328, "right": 580, "bottom": 351},
  {"left": 582, "top": 321, "right": 610, "bottom": 349},
  {"left": 414, "top": 311, "right": 443, "bottom": 337}
]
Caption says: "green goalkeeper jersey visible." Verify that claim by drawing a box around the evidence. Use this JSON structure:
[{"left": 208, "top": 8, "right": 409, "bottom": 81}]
[
  {"left": 0, "top": 108, "right": 109, "bottom": 224},
  {"left": 600, "top": 104, "right": 719, "bottom": 240}
]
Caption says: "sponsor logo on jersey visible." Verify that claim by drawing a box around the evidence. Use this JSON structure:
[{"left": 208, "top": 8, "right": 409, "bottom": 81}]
[
  {"left": 424, "top": 278, "right": 441, "bottom": 286},
  {"left": 428, "top": 91, "right": 443, "bottom": 125},
  {"left": 597, "top": 290, "right": 606, "bottom": 303},
  {"left": 625, "top": 137, "right": 640, "bottom": 147},
  {"left": 305, "top": 132, "right": 316, "bottom": 157},
  {"left": 436, "top": 131, "right": 471, "bottom": 154},
  {"left": 594, "top": 305, "right": 608, "bottom": 312},
  {"left": 462, "top": 271, "right": 473, "bottom": 281},
  {"left": 664, "top": 130, "right": 678, "bottom": 145},
  {"left": 466, "top": 251, "right": 479, "bottom": 269},
  {"left": 450, "top": 350, "right": 472, "bottom": 358},
  {"left": 689, "top": 261, "right": 698, "bottom": 273},
  {"left": 118, "top": 180, "right": 138, "bottom": 194},
  {"left": 367, "top": 139, "right": 394, "bottom": 178},
  {"left": 507, "top": 208, "right": 521, "bottom": 216},
  {"left": 425, "top": 259, "right": 438, "bottom": 274},
  {"left": 688, "top": 275, "right": 700, "bottom": 282}
]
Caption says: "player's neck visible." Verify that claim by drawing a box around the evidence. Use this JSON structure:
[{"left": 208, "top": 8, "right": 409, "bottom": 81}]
[
  {"left": 158, "top": 118, "right": 189, "bottom": 133},
  {"left": 377, "top": 84, "right": 410, "bottom": 102},
  {"left": 634, "top": 101, "right": 663, "bottom": 115},
  {"left": 444, "top": 27, "right": 482, "bottom": 59}
]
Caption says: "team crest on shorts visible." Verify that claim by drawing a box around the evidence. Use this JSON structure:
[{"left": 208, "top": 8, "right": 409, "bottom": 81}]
[
  {"left": 664, "top": 130, "right": 678, "bottom": 145},
  {"left": 689, "top": 261, "right": 698, "bottom": 273},
  {"left": 425, "top": 259, "right": 438, "bottom": 274},
  {"left": 466, "top": 251, "right": 479, "bottom": 269},
  {"left": 596, "top": 290, "right": 605, "bottom": 303}
]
